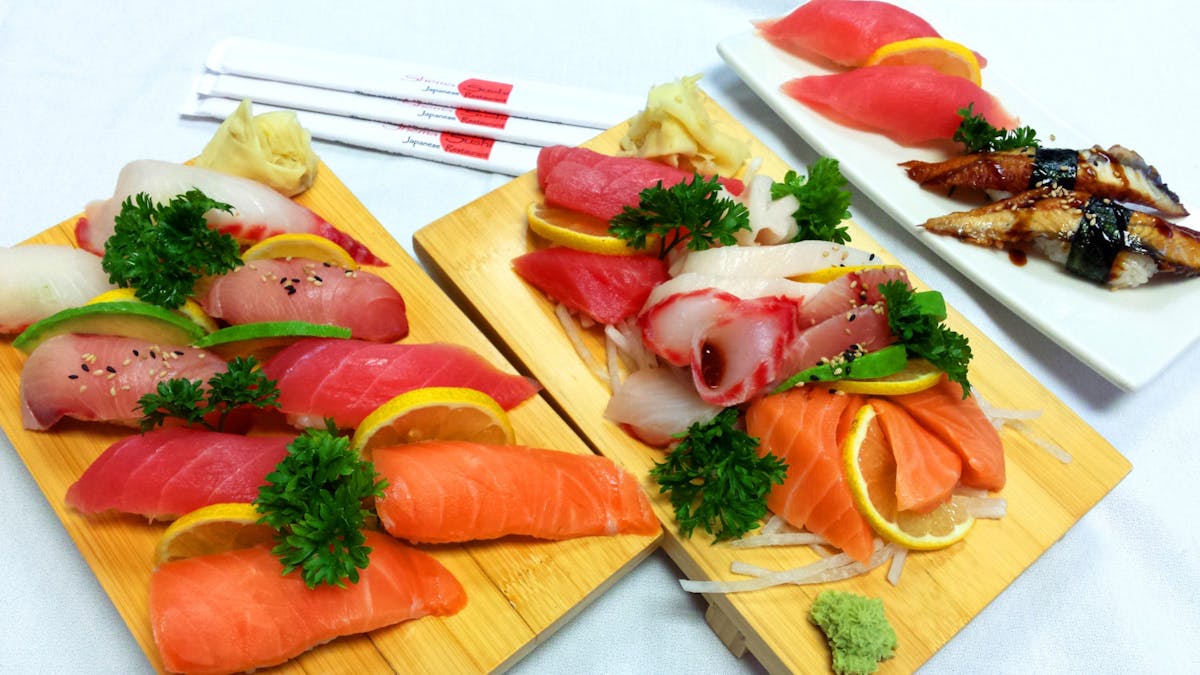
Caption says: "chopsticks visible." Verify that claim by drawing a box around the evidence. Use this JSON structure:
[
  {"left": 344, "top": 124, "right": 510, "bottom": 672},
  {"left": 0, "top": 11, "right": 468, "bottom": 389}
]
[{"left": 182, "top": 38, "right": 642, "bottom": 175}]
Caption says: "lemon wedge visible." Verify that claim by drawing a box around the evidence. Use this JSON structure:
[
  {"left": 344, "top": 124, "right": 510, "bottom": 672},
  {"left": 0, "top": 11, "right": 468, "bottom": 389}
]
[
  {"left": 863, "top": 37, "right": 982, "bottom": 86},
  {"left": 154, "top": 502, "right": 275, "bottom": 565},
  {"left": 241, "top": 233, "right": 358, "bottom": 269},
  {"left": 791, "top": 264, "right": 901, "bottom": 284},
  {"left": 527, "top": 202, "right": 652, "bottom": 255},
  {"left": 350, "top": 386, "right": 515, "bottom": 458},
  {"left": 843, "top": 404, "right": 974, "bottom": 550},
  {"left": 832, "top": 358, "right": 943, "bottom": 396},
  {"left": 86, "top": 287, "right": 219, "bottom": 334}
]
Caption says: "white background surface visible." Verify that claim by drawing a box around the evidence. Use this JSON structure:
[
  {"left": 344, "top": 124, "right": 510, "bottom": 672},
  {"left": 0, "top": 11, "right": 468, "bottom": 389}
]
[{"left": 1, "top": 1, "right": 1198, "bottom": 673}]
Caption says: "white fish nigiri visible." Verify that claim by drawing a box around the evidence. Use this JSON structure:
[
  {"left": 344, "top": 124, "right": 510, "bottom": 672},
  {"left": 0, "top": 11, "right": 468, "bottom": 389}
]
[
  {"left": 0, "top": 245, "right": 117, "bottom": 333},
  {"left": 76, "top": 160, "right": 384, "bottom": 265}
]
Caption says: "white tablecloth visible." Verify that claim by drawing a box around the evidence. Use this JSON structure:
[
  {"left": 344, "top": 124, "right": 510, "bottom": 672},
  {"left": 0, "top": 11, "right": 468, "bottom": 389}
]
[{"left": 2, "top": 1, "right": 1197, "bottom": 672}]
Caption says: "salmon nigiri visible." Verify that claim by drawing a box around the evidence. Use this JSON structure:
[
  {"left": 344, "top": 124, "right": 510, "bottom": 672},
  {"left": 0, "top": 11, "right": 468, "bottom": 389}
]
[
  {"left": 892, "top": 376, "right": 1006, "bottom": 490},
  {"left": 373, "top": 440, "right": 660, "bottom": 544},
  {"left": 745, "top": 388, "right": 877, "bottom": 564},
  {"left": 150, "top": 531, "right": 465, "bottom": 675}
]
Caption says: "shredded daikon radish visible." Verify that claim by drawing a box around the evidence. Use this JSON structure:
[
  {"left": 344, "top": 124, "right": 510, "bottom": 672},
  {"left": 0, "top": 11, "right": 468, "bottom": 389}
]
[
  {"left": 953, "top": 486, "right": 990, "bottom": 499},
  {"left": 555, "top": 304, "right": 606, "bottom": 381},
  {"left": 959, "top": 495, "right": 1008, "bottom": 519},
  {"left": 731, "top": 531, "right": 828, "bottom": 549},
  {"left": 887, "top": 546, "right": 908, "bottom": 586},
  {"left": 1012, "top": 419, "right": 1073, "bottom": 463},
  {"left": 972, "top": 389, "right": 1042, "bottom": 429},
  {"left": 760, "top": 514, "right": 789, "bottom": 535},
  {"left": 682, "top": 543, "right": 896, "bottom": 594},
  {"left": 605, "top": 331, "right": 622, "bottom": 392}
]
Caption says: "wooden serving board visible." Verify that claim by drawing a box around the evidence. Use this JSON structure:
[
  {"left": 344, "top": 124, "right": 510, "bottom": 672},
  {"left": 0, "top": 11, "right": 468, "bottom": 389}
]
[
  {"left": 0, "top": 162, "right": 661, "bottom": 673},
  {"left": 413, "top": 104, "right": 1132, "bottom": 672}
]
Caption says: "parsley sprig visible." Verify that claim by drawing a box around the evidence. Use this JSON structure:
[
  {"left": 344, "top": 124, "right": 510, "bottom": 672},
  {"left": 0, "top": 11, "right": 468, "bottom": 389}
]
[
  {"left": 953, "top": 103, "right": 1039, "bottom": 154},
  {"left": 770, "top": 157, "right": 852, "bottom": 244},
  {"left": 609, "top": 175, "right": 750, "bottom": 259},
  {"left": 137, "top": 356, "right": 279, "bottom": 432},
  {"left": 650, "top": 408, "right": 787, "bottom": 542},
  {"left": 102, "top": 189, "right": 243, "bottom": 309},
  {"left": 878, "top": 281, "right": 973, "bottom": 396},
  {"left": 254, "top": 422, "right": 387, "bottom": 588}
]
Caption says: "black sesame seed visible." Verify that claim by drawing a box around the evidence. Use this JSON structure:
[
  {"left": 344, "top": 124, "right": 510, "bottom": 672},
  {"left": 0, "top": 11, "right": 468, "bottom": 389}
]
[
  {"left": 80, "top": 363, "right": 90, "bottom": 372},
  {"left": 286, "top": 285, "right": 297, "bottom": 296},
  {"left": 847, "top": 314, "right": 856, "bottom": 322},
  {"left": 313, "top": 275, "right": 323, "bottom": 282},
  {"left": 149, "top": 351, "right": 157, "bottom": 359},
  {"left": 106, "top": 365, "right": 117, "bottom": 373},
  {"left": 132, "top": 349, "right": 140, "bottom": 356},
  {"left": 68, "top": 374, "right": 79, "bottom": 380}
]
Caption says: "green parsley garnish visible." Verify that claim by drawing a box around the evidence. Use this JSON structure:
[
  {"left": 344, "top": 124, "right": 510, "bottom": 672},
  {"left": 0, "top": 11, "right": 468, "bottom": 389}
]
[
  {"left": 877, "top": 281, "right": 973, "bottom": 396},
  {"left": 102, "top": 189, "right": 243, "bottom": 310},
  {"left": 608, "top": 174, "right": 750, "bottom": 259},
  {"left": 650, "top": 408, "right": 787, "bottom": 543},
  {"left": 770, "top": 157, "right": 853, "bottom": 245},
  {"left": 953, "top": 103, "right": 1039, "bottom": 154},
  {"left": 254, "top": 422, "right": 387, "bottom": 589},
  {"left": 137, "top": 356, "right": 279, "bottom": 432}
]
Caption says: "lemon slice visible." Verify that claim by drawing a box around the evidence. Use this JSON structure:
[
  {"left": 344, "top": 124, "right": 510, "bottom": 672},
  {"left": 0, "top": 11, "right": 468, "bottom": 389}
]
[
  {"left": 790, "top": 263, "right": 901, "bottom": 284},
  {"left": 242, "top": 233, "right": 358, "bottom": 268},
  {"left": 86, "top": 288, "right": 219, "bottom": 334},
  {"left": 832, "top": 358, "right": 943, "bottom": 396},
  {"left": 527, "top": 202, "right": 653, "bottom": 255},
  {"left": 350, "top": 386, "right": 515, "bottom": 458},
  {"left": 864, "top": 37, "right": 982, "bottom": 86},
  {"left": 843, "top": 404, "right": 974, "bottom": 550},
  {"left": 154, "top": 502, "right": 275, "bottom": 565}
]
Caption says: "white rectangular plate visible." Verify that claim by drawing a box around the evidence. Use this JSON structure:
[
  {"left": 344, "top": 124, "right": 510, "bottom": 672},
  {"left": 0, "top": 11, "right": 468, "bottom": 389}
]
[{"left": 718, "top": 29, "right": 1199, "bottom": 391}]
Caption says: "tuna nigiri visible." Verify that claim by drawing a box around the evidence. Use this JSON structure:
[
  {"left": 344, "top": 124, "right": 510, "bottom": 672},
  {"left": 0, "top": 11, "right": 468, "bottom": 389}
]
[
  {"left": 783, "top": 64, "right": 1017, "bottom": 145},
  {"left": 757, "top": 0, "right": 941, "bottom": 67},
  {"left": 746, "top": 387, "right": 877, "bottom": 564},
  {"left": 199, "top": 258, "right": 408, "bottom": 342},
  {"left": 537, "top": 145, "right": 744, "bottom": 222},
  {"left": 261, "top": 338, "right": 540, "bottom": 429},
  {"left": 66, "top": 428, "right": 292, "bottom": 520},
  {"left": 77, "top": 160, "right": 384, "bottom": 266},
  {"left": 20, "top": 334, "right": 226, "bottom": 431},
  {"left": 0, "top": 245, "right": 117, "bottom": 333},
  {"left": 513, "top": 246, "right": 668, "bottom": 325},
  {"left": 374, "top": 440, "right": 660, "bottom": 543},
  {"left": 150, "top": 531, "right": 466, "bottom": 675}
]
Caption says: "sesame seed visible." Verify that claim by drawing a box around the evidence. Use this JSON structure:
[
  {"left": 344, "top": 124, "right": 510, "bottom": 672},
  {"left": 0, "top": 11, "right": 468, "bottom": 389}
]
[
  {"left": 79, "top": 385, "right": 87, "bottom": 393},
  {"left": 68, "top": 374, "right": 78, "bottom": 380},
  {"left": 106, "top": 365, "right": 116, "bottom": 373}
]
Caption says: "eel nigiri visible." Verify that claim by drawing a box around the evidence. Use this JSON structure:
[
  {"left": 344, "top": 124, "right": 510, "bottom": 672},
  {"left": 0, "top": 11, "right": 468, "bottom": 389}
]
[
  {"left": 373, "top": 440, "right": 659, "bottom": 543},
  {"left": 199, "top": 258, "right": 408, "bottom": 342},
  {"left": 77, "top": 159, "right": 385, "bottom": 266},
  {"left": 261, "top": 338, "right": 540, "bottom": 429},
  {"left": 66, "top": 427, "right": 292, "bottom": 520},
  {"left": 0, "top": 245, "right": 117, "bottom": 333},
  {"left": 921, "top": 187, "right": 1200, "bottom": 288},
  {"left": 757, "top": 0, "right": 941, "bottom": 67},
  {"left": 783, "top": 64, "right": 1017, "bottom": 146},
  {"left": 20, "top": 334, "right": 226, "bottom": 431},
  {"left": 150, "top": 531, "right": 466, "bottom": 675},
  {"left": 901, "top": 145, "right": 1188, "bottom": 217}
]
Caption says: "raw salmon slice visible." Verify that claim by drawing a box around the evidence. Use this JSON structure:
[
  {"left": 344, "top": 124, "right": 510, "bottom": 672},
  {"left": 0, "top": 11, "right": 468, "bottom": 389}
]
[
  {"left": 373, "top": 440, "right": 659, "bottom": 544},
  {"left": 200, "top": 258, "right": 408, "bottom": 342},
  {"left": 513, "top": 246, "right": 668, "bottom": 325},
  {"left": 869, "top": 398, "right": 962, "bottom": 513},
  {"left": 892, "top": 376, "right": 1006, "bottom": 490},
  {"left": 66, "top": 427, "right": 292, "bottom": 520},
  {"left": 757, "top": 0, "right": 941, "bottom": 67},
  {"left": 745, "top": 388, "right": 876, "bottom": 564},
  {"left": 149, "top": 531, "right": 465, "bottom": 675},
  {"left": 261, "top": 338, "right": 540, "bottom": 429}
]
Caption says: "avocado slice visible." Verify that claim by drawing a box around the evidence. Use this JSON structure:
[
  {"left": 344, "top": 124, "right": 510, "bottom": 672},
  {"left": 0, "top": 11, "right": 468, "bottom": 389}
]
[
  {"left": 13, "top": 301, "right": 209, "bottom": 353},
  {"left": 191, "top": 321, "right": 351, "bottom": 360}
]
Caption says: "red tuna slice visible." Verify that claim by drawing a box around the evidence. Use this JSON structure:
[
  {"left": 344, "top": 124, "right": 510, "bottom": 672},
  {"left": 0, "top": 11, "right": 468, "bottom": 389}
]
[
  {"left": 639, "top": 288, "right": 741, "bottom": 366},
  {"left": 783, "top": 65, "right": 1017, "bottom": 146},
  {"left": 20, "top": 334, "right": 226, "bottom": 431},
  {"left": 200, "top": 258, "right": 408, "bottom": 342},
  {"left": 536, "top": 146, "right": 744, "bottom": 222},
  {"left": 869, "top": 398, "right": 962, "bottom": 513},
  {"left": 892, "top": 376, "right": 1006, "bottom": 490},
  {"left": 757, "top": 0, "right": 940, "bottom": 67},
  {"left": 797, "top": 266, "right": 910, "bottom": 328},
  {"left": 513, "top": 246, "right": 668, "bottom": 325},
  {"left": 66, "top": 428, "right": 292, "bottom": 520},
  {"left": 690, "top": 296, "right": 799, "bottom": 407},
  {"left": 261, "top": 338, "right": 540, "bottom": 429}
]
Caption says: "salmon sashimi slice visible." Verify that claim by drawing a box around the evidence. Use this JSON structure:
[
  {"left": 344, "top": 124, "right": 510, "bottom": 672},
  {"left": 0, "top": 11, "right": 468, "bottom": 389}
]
[
  {"left": 869, "top": 398, "right": 962, "bottom": 513},
  {"left": 373, "top": 440, "right": 660, "bottom": 544},
  {"left": 261, "top": 338, "right": 540, "bottom": 429},
  {"left": 745, "top": 388, "right": 876, "bottom": 564},
  {"left": 149, "top": 531, "right": 465, "bottom": 675},
  {"left": 66, "top": 427, "right": 292, "bottom": 520},
  {"left": 892, "top": 376, "right": 1006, "bottom": 490}
]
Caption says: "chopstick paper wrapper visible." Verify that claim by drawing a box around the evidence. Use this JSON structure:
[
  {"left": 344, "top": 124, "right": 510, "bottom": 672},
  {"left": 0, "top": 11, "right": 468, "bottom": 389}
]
[
  {"left": 206, "top": 37, "right": 641, "bottom": 130},
  {"left": 183, "top": 96, "right": 540, "bottom": 176},
  {"left": 195, "top": 72, "right": 596, "bottom": 148}
]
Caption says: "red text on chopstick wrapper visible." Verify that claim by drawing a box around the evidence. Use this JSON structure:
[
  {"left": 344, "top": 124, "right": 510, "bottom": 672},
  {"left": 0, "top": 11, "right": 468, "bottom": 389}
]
[
  {"left": 456, "top": 108, "right": 509, "bottom": 129},
  {"left": 440, "top": 132, "right": 495, "bottom": 159},
  {"left": 458, "top": 78, "right": 513, "bottom": 103}
]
